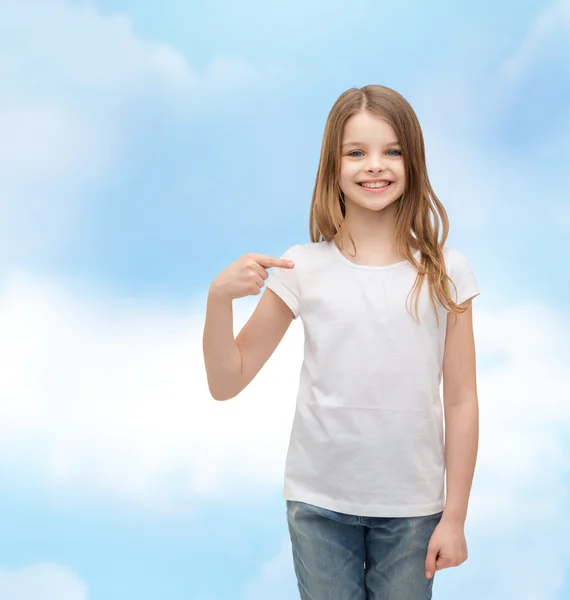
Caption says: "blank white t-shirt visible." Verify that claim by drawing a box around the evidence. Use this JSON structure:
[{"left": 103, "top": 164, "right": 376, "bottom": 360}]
[{"left": 265, "top": 240, "right": 480, "bottom": 518}]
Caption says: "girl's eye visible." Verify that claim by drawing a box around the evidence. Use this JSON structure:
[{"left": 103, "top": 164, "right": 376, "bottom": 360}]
[{"left": 347, "top": 149, "right": 402, "bottom": 158}]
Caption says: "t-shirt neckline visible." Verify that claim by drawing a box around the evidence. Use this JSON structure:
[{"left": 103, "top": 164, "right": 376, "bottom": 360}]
[{"left": 328, "top": 240, "right": 421, "bottom": 271}]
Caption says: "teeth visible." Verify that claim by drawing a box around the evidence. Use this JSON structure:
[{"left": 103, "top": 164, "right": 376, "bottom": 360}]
[{"left": 360, "top": 181, "right": 391, "bottom": 188}]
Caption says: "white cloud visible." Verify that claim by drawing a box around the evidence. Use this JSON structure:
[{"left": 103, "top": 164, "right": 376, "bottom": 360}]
[
  {"left": 414, "top": 0, "right": 570, "bottom": 237},
  {"left": 0, "top": 0, "right": 196, "bottom": 102},
  {"left": 0, "top": 270, "right": 569, "bottom": 596},
  {"left": 0, "top": 563, "right": 87, "bottom": 600},
  {"left": 0, "top": 0, "right": 196, "bottom": 180},
  {"left": 0, "top": 0, "right": 268, "bottom": 266},
  {"left": 0, "top": 272, "right": 302, "bottom": 514},
  {"left": 0, "top": 0, "right": 194, "bottom": 265}
]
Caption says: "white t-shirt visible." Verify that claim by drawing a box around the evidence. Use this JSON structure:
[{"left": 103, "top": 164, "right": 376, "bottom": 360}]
[{"left": 265, "top": 240, "right": 480, "bottom": 518}]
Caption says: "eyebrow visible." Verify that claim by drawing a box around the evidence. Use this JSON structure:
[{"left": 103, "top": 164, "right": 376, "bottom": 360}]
[{"left": 342, "top": 141, "right": 401, "bottom": 148}]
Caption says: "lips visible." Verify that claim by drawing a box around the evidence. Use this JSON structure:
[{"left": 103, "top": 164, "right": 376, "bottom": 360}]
[
  {"left": 355, "top": 180, "right": 394, "bottom": 194},
  {"left": 357, "top": 181, "right": 393, "bottom": 188}
]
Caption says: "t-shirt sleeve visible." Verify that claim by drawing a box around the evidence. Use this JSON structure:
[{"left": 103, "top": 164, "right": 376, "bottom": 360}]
[
  {"left": 265, "top": 245, "right": 301, "bottom": 319},
  {"left": 447, "top": 248, "right": 480, "bottom": 307}
]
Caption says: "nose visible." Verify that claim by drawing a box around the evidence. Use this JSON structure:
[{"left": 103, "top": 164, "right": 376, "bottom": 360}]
[{"left": 365, "top": 154, "right": 387, "bottom": 173}]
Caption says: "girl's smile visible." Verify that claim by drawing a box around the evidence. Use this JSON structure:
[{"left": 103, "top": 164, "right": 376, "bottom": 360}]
[{"left": 357, "top": 180, "right": 394, "bottom": 193}]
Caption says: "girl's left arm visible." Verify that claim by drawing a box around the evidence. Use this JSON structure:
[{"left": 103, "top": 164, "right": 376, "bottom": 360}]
[{"left": 441, "top": 298, "right": 479, "bottom": 525}]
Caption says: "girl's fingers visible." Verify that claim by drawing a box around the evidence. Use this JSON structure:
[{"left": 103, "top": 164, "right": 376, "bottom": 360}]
[{"left": 250, "top": 254, "right": 294, "bottom": 269}]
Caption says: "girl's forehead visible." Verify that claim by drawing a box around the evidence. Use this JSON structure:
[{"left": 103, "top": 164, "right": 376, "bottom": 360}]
[{"left": 343, "top": 112, "right": 397, "bottom": 141}]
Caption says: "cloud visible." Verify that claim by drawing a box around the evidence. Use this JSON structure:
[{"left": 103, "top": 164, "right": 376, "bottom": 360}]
[
  {"left": 451, "top": 304, "right": 570, "bottom": 599},
  {"left": 0, "top": 272, "right": 303, "bottom": 514},
  {"left": 1, "top": 267, "right": 569, "bottom": 596},
  {"left": 494, "top": 0, "right": 570, "bottom": 144},
  {"left": 0, "top": 0, "right": 269, "bottom": 267},
  {"left": 0, "top": 0, "right": 196, "bottom": 103},
  {"left": 412, "top": 0, "right": 570, "bottom": 238},
  {"left": 0, "top": 563, "right": 87, "bottom": 600},
  {"left": 1, "top": 268, "right": 569, "bottom": 595},
  {"left": 0, "top": 0, "right": 193, "bottom": 266}
]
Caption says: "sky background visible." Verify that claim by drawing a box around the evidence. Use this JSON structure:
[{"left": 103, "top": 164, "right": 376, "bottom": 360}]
[{"left": 0, "top": 0, "right": 569, "bottom": 598}]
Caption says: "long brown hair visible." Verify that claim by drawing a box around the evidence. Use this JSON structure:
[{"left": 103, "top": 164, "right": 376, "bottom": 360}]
[{"left": 309, "top": 84, "right": 467, "bottom": 324}]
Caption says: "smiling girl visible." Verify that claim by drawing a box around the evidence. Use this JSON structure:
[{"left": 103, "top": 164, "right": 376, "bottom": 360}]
[{"left": 203, "top": 84, "right": 480, "bottom": 600}]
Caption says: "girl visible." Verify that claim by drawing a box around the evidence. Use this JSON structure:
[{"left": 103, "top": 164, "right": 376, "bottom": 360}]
[{"left": 203, "top": 85, "right": 480, "bottom": 600}]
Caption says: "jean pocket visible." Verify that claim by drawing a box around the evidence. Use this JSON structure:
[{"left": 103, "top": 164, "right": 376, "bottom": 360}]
[{"left": 288, "top": 500, "right": 347, "bottom": 521}]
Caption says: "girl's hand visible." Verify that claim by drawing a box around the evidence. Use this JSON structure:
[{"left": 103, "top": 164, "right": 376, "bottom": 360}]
[
  {"left": 209, "top": 253, "right": 294, "bottom": 301},
  {"left": 425, "top": 519, "right": 468, "bottom": 579}
]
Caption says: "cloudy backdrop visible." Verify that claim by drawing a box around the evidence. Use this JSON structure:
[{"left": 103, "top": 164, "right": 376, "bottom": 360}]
[{"left": 0, "top": 0, "right": 569, "bottom": 598}]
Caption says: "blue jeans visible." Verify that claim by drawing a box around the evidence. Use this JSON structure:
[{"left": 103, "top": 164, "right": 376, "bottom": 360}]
[{"left": 286, "top": 500, "right": 443, "bottom": 600}]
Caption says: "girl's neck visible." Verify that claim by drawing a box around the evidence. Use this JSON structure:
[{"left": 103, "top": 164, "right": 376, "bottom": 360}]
[
  {"left": 337, "top": 204, "right": 396, "bottom": 252},
  {"left": 334, "top": 203, "right": 416, "bottom": 265}
]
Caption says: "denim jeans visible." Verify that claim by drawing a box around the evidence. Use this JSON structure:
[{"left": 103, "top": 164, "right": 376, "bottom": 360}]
[{"left": 286, "top": 500, "right": 443, "bottom": 600}]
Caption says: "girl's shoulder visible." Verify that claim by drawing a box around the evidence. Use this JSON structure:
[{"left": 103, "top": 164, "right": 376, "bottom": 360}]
[
  {"left": 441, "top": 245, "right": 477, "bottom": 278},
  {"left": 279, "top": 241, "right": 334, "bottom": 272},
  {"left": 442, "top": 245, "right": 471, "bottom": 264}
]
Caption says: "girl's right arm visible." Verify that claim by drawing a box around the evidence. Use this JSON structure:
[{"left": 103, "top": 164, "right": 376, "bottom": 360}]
[{"left": 202, "top": 253, "right": 295, "bottom": 401}]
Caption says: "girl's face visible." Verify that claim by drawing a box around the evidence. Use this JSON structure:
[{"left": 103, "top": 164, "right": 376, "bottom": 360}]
[{"left": 339, "top": 110, "right": 405, "bottom": 213}]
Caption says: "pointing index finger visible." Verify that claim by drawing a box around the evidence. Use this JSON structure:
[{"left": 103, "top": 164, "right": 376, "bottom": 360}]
[{"left": 251, "top": 254, "right": 295, "bottom": 269}]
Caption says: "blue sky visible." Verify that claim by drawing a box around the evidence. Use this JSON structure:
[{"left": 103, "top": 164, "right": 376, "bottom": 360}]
[{"left": 0, "top": 0, "right": 569, "bottom": 598}]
